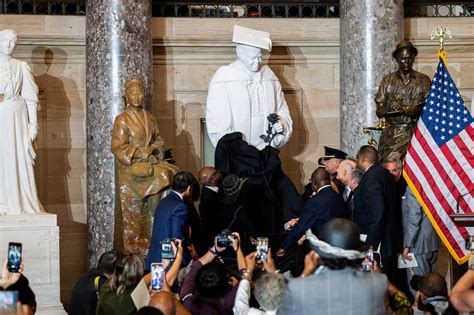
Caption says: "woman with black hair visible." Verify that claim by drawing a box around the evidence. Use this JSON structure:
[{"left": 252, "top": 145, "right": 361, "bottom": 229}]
[{"left": 97, "top": 254, "right": 144, "bottom": 315}]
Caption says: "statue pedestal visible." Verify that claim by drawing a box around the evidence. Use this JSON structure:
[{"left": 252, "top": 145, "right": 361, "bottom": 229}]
[{"left": 0, "top": 213, "right": 66, "bottom": 315}]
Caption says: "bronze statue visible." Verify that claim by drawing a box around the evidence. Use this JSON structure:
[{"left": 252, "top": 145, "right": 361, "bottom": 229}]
[
  {"left": 111, "top": 79, "right": 179, "bottom": 256},
  {"left": 375, "top": 41, "right": 431, "bottom": 162}
]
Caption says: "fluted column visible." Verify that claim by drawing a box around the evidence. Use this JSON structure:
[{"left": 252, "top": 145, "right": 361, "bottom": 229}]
[
  {"left": 340, "top": 0, "right": 404, "bottom": 156},
  {"left": 86, "top": 0, "right": 152, "bottom": 267}
]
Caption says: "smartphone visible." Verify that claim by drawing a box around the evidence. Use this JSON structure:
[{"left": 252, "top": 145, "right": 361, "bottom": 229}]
[
  {"left": 0, "top": 291, "right": 18, "bottom": 315},
  {"left": 362, "top": 249, "right": 374, "bottom": 272},
  {"left": 7, "top": 242, "right": 22, "bottom": 273},
  {"left": 151, "top": 263, "right": 164, "bottom": 292},
  {"left": 161, "top": 239, "right": 176, "bottom": 259},
  {"left": 256, "top": 237, "right": 269, "bottom": 261}
]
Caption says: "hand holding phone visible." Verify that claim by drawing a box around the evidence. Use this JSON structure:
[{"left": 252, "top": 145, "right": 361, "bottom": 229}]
[{"left": 161, "top": 239, "right": 176, "bottom": 260}]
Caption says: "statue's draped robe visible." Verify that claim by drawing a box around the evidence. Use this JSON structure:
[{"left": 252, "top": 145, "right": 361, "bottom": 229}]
[{"left": 0, "top": 58, "right": 43, "bottom": 214}]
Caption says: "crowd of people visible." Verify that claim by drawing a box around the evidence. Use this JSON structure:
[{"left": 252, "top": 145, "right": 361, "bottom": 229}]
[
  {"left": 64, "top": 144, "right": 470, "bottom": 314},
  {"left": 1, "top": 145, "right": 472, "bottom": 315}
]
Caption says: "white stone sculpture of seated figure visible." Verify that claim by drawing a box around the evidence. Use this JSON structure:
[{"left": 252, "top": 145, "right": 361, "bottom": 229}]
[
  {"left": 0, "top": 29, "right": 44, "bottom": 214},
  {"left": 206, "top": 25, "right": 292, "bottom": 151}
]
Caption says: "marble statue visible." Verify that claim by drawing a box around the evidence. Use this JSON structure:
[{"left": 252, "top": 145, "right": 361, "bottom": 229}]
[
  {"left": 206, "top": 25, "right": 292, "bottom": 150},
  {"left": 375, "top": 40, "right": 431, "bottom": 161},
  {"left": 111, "top": 79, "right": 179, "bottom": 256},
  {"left": 0, "top": 29, "right": 44, "bottom": 215}
]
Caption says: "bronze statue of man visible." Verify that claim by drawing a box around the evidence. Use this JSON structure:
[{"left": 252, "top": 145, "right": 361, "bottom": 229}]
[
  {"left": 111, "top": 79, "right": 179, "bottom": 256},
  {"left": 375, "top": 41, "right": 431, "bottom": 161}
]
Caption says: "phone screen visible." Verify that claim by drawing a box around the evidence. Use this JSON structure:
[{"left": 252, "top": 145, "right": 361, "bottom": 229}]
[
  {"left": 151, "top": 263, "right": 164, "bottom": 292},
  {"left": 362, "top": 250, "right": 374, "bottom": 272},
  {"left": 256, "top": 237, "right": 268, "bottom": 261},
  {"left": 0, "top": 291, "right": 18, "bottom": 314},
  {"left": 7, "top": 242, "right": 22, "bottom": 273},
  {"left": 161, "top": 239, "right": 176, "bottom": 259}
]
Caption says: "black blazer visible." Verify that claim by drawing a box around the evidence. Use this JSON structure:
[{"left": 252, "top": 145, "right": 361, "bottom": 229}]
[
  {"left": 353, "top": 165, "right": 401, "bottom": 257},
  {"left": 281, "top": 186, "right": 348, "bottom": 250}
]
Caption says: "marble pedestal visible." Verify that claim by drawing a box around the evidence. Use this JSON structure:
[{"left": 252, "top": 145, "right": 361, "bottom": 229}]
[{"left": 0, "top": 213, "right": 65, "bottom": 315}]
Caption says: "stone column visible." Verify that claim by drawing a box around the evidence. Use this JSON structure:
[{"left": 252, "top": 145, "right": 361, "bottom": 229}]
[
  {"left": 86, "top": 0, "right": 152, "bottom": 267},
  {"left": 340, "top": 0, "right": 404, "bottom": 156}
]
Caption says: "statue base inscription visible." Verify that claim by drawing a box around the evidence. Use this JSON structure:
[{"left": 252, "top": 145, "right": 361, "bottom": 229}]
[{"left": 0, "top": 213, "right": 66, "bottom": 315}]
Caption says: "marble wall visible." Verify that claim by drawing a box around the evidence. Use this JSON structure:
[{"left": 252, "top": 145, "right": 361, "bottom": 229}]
[{"left": 1, "top": 15, "right": 473, "bottom": 305}]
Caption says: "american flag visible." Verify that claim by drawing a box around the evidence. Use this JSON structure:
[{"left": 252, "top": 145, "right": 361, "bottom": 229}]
[{"left": 404, "top": 58, "right": 474, "bottom": 264}]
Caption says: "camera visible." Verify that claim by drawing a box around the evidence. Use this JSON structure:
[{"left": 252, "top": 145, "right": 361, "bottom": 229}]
[
  {"left": 161, "top": 238, "right": 178, "bottom": 259},
  {"left": 217, "top": 229, "right": 234, "bottom": 248}
]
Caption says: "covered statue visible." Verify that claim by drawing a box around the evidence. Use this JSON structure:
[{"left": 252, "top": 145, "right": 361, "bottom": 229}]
[
  {"left": 0, "top": 29, "right": 44, "bottom": 214},
  {"left": 112, "top": 79, "right": 179, "bottom": 256}
]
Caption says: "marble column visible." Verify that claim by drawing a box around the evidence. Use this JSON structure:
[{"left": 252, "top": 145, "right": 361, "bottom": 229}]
[
  {"left": 340, "top": 0, "right": 404, "bottom": 156},
  {"left": 86, "top": 0, "right": 152, "bottom": 267}
]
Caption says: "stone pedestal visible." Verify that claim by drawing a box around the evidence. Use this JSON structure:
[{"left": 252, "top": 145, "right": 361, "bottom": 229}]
[
  {"left": 340, "top": 0, "right": 404, "bottom": 156},
  {"left": 0, "top": 213, "right": 65, "bottom": 314}
]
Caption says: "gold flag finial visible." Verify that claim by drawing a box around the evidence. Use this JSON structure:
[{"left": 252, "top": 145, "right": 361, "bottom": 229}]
[
  {"left": 431, "top": 26, "right": 452, "bottom": 65},
  {"left": 431, "top": 25, "right": 452, "bottom": 51}
]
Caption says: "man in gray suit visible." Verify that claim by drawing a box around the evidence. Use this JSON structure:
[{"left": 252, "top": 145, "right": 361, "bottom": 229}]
[
  {"left": 401, "top": 187, "right": 440, "bottom": 296},
  {"left": 278, "top": 219, "right": 388, "bottom": 315}
]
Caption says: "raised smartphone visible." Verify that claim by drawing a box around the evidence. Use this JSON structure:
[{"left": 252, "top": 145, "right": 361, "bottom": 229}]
[
  {"left": 7, "top": 242, "right": 22, "bottom": 273},
  {"left": 256, "top": 237, "right": 269, "bottom": 261},
  {"left": 161, "top": 239, "right": 176, "bottom": 259},
  {"left": 362, "top": 249, "right": 374, "bottom": 272},
  {"left": 151, "top": 262, "right": 164, "bottom": 292}
]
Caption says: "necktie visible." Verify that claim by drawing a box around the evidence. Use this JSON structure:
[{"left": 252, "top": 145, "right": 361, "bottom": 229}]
[{"left": 343, "top": 187, "right": 350, "bottom": 202}]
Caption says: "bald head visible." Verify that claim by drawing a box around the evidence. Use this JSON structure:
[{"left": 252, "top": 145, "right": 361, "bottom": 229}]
[
  {"left": 197, "top": 167, "right": 221, "bottom": 187},
  {"left": 149, "top": 291, "right": 176, "bottom": 315},
  {"left": 311, "top": 167, "right": 331, "bottom": 192},
  {"left": 336, "top": 159, "right": 357, "bottom": 186}
]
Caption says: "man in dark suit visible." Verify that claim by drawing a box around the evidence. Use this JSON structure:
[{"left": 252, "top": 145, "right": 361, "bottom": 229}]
[
  {"left": 146, "top": 171, "right": 195, "bottom": 271},
  {"left": 277, "top": 167, "right": 348, "bottom": 255},
  {"left": 196, "top": 166, "right": 223, "bottom": 254},
  {"left": 353, "top": 145, "right": 401, "bottom": 284},
  {"left": 302, "top": 146, "right": 347, "bottom": 201}
]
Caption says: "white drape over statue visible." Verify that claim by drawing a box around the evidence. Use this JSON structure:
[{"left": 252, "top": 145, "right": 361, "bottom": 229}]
[
  {"left": 206, "top": 25, "right": 292, "bottom": 150},
  {"left": 0, "top": 29, "right": 44, "bottom": 214}
]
